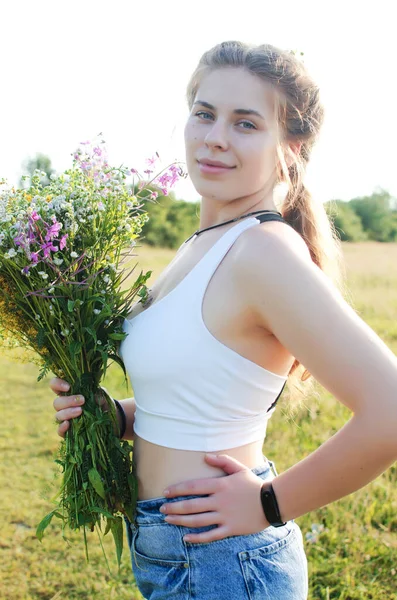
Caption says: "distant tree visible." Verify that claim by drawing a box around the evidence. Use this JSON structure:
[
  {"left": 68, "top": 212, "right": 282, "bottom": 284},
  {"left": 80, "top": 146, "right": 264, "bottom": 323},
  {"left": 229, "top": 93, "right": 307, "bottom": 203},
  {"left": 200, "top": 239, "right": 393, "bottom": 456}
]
[
  {"left": 349, "top": 188, "right": 394, "bottom": 242},
  {"left": 19, "top": 153, "right": 55, "bottom": 188},
  {"left": 129, "top": 181, "right": 200, "bottom": 249},
  {"left": 325, "top": 200, "right": 367, "bottom": 242}
]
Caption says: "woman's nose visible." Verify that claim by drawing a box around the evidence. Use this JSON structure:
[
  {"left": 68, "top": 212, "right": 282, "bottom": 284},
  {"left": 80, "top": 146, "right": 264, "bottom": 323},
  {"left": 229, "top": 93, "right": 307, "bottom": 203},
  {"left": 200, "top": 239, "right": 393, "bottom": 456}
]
[{"left": 204, "top": 122, "right": 229, "bottom": 150}]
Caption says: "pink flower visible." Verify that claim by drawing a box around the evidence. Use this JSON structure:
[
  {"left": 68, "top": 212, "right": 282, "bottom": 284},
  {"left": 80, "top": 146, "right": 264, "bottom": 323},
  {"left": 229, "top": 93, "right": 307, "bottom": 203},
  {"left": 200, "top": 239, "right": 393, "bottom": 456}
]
[
  {"left": 30, "top": 211, "right": 40, "bottom": 221},
  {"left": 59, "top": 234, "right": 68, "bottom": 250},
  {"left": 41, "top": 241, "right": 59, "bottom": 258},
  {"left": 45, "top": 219, "right": 62, "bottom": 242},
  {"left": 146, "top": 153, "right": 159, "bottom": 168}
]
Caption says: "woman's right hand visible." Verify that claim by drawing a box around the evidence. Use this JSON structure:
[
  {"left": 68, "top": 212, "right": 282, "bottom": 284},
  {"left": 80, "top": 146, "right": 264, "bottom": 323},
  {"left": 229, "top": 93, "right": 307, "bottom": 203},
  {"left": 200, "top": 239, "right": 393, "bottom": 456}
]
[{"left": 50, "top": 377, "right": 85, "bottom": 438}]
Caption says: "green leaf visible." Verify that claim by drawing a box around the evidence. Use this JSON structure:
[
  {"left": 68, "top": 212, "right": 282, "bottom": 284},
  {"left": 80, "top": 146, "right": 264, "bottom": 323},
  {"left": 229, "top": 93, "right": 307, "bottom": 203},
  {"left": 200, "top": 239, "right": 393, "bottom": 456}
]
[
  {"left": 83, "top": 326, "right": 97, "bottom": 342},
  {"left": 108, "top": 333, "right": 126, "bottom": 340},
  {"left": 110, "top": 516, "right": 123, "bottom": 568},
  {"left": 90, "top": 506, "right": 115, "bottom": 520},
  {"left": 36, "top": 509, "right": 63, "bottom": 541},
  {"left": 70, "top": 341, "right": 83, "bottom": 355},
  {"left": 107, "top": 353, "right": 127, "bottom": 378},
  {"left": 88, "top": 468, "right": 106, "bottom": 499},
  {"left": 68, "top": 299, "right": 76, "bottom": 312},
  {"left": 36, "top": 328, "right": 46, "bottom": 349},
  {"left": 104, "top": 518, "right": 112, "bottom": 536},
  {"left": 99, "top": 350, "right": 108, "bottom": 377}
]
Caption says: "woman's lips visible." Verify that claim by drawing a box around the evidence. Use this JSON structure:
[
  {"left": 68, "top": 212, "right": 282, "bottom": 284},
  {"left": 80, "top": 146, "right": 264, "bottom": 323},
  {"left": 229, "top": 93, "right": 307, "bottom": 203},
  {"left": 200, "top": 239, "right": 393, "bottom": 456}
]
[{"left": 197, "top": 161, "right": 236, "bottom": 174}]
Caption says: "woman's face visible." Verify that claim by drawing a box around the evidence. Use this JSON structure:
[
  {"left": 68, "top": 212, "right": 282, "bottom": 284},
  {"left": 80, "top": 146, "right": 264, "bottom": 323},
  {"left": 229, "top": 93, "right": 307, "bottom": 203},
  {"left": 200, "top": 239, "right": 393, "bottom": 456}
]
[{"left": 184, "top": 67, "right": 281, "bottom": 203}]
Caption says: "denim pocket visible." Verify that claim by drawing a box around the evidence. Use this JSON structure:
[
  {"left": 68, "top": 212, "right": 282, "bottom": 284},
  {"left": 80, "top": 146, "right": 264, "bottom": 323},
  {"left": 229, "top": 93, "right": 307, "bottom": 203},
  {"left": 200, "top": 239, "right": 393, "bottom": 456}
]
[
  {"left": 131, "top": 524, "right": 190, "bottom": 600},
  {"left": 238, "top": 523, "right": 308, "bottom": 600}
]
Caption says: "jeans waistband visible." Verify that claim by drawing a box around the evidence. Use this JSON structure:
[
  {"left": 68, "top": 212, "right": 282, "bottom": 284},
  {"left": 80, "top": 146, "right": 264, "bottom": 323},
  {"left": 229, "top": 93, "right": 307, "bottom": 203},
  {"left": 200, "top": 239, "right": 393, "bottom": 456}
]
[{"left": 132, "top": 456, "right": 277, "bottom": 525}]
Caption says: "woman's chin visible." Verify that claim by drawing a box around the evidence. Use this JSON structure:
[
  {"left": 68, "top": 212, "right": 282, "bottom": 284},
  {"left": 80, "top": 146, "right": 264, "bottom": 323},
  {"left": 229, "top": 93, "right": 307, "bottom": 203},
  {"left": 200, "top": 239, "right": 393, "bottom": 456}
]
[{"left": 191, "top": 179, "right": 235, "bottom": 201}]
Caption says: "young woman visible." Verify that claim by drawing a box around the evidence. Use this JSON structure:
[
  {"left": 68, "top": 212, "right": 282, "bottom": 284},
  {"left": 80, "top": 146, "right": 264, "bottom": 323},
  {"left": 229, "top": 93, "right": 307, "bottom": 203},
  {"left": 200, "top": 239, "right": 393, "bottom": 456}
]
[{"left": 50, "top": 41, "right": 397, "bottom": 599}]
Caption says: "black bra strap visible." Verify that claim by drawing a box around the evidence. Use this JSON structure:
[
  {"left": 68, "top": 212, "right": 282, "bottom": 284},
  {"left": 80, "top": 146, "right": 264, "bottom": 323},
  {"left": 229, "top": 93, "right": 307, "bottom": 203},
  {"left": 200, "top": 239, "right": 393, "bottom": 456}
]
[
  {"left": 254, "top": 212, "right": 294, "bottom": 230},
  {"left": 266, "top": 381, "right": 287, "bottom": 413}
]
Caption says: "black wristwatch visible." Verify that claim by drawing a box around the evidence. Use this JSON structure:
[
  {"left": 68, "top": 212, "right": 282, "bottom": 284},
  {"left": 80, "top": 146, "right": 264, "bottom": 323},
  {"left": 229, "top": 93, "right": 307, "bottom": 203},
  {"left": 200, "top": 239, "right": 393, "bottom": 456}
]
[{"left": 260, "top": 482, "right": 287, "bottom": 527}]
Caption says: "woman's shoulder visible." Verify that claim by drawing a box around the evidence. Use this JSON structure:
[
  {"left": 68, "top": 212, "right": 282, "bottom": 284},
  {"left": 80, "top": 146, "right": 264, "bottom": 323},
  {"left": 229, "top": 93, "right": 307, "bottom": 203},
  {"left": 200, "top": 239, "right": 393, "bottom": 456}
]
[{"left": 236, "top": 218, "right": 312, "bottom": 267}]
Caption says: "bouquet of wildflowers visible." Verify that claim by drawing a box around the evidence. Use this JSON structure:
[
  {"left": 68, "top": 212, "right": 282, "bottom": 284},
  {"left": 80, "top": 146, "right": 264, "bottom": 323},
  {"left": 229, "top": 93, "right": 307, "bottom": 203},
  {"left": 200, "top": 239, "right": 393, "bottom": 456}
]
[{"left": 0, "top": 136, "right": 182, "bottom": 568}]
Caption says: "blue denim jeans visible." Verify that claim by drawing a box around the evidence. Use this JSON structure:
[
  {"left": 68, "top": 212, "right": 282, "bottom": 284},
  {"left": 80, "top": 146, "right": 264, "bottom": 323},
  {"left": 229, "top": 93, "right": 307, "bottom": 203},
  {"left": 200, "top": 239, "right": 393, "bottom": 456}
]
[{"left": 125, "top": 457, "right": 308, "bottom": 599}]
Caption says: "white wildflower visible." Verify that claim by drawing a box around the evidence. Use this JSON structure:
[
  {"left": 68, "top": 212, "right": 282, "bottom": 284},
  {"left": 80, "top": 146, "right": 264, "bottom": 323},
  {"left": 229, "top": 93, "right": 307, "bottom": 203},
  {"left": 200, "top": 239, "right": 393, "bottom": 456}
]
[
  {"left": 48, "top": 287, "right": 55, "bottom": 294},
  {"left": 97, "top": 340, "right": 102, "bottom": 345},
  {"left": 104, "top": 319, "right": 110, "bottom": 325},
  {"left": 49, "top": 305, "right": 54, "bottom": 312},
  {"left": 60, "top": 329, "right": 70, "bottom": 336},
  {"left": 117, "top": 226, "right": 123, "bottom": 232},
  {"left": 100, "top": 289, "right": 106, "bottom": 294},
  {"left": 38, "top": 271, "right": 49, "bottom": 279},
  {"left": 70, "top": 251, "right": 78, "bottom": 258},
  {"left": 53, "top": 257, "right": 63, "bottom": 266},
  {"left": 93, "top": 309, "right": 101, "bottom": 315},
  {"left": 4, "top": 248, "right": 17, "bottom": 258},
  {"left": 103, "top": 275, "right": 110, "bottom": 283},
  {"left": 97, "top": 202, "right": 105, "bottom": 211}
]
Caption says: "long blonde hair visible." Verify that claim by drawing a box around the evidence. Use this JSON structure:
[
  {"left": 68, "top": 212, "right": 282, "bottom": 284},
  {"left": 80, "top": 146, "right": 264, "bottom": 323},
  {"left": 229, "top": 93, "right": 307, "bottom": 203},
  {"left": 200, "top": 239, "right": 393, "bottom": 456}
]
[{"left": 186, "top": 40, "right": 348, "bottom": 413}]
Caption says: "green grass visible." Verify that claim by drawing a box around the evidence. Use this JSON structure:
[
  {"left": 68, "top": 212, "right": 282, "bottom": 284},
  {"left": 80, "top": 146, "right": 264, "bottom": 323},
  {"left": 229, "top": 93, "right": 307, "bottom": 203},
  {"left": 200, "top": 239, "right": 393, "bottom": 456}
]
[{"left": 0, "top": 241, "right": 396, "bottom": 599}]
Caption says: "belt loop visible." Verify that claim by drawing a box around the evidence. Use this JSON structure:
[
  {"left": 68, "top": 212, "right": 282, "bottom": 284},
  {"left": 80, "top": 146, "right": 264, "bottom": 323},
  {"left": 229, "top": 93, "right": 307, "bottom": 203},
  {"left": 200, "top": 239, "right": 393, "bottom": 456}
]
[{"left": 268, "top": 459, "right": 278, "bottom": 478}]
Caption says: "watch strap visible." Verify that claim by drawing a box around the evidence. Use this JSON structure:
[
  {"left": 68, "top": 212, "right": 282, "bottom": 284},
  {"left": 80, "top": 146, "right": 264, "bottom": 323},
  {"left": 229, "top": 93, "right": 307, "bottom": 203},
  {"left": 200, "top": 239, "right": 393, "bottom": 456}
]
[{"left": 260, "top": 481, "right": 287, "bottom": 528}]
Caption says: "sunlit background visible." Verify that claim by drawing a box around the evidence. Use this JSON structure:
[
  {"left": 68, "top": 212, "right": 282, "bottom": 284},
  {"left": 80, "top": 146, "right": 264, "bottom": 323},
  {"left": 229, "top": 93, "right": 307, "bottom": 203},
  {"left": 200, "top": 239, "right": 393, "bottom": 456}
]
[{"left": 1, "top": 0, "right": 396, "bottom": 205}]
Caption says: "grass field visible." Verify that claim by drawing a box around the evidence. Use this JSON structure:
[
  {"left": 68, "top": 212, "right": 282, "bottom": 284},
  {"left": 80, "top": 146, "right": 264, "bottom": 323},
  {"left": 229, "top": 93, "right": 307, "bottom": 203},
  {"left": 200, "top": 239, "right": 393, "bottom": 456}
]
[{"left": 0, "top": 241, "right": 396, "bottom": 600}]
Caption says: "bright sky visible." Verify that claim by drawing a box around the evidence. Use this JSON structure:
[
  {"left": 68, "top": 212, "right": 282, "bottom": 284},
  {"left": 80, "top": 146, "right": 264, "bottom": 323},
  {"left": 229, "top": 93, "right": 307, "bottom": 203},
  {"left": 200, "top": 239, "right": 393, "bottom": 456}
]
[{"left": 1, "top": 0, "right": 396, "bottom": 205}]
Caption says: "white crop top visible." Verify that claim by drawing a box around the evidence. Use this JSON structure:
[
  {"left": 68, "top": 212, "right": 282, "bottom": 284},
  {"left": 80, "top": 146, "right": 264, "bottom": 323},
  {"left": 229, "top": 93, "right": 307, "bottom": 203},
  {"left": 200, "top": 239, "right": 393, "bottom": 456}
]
[{"left": 119, "top": 215, "right": 288, "bottom": 451}]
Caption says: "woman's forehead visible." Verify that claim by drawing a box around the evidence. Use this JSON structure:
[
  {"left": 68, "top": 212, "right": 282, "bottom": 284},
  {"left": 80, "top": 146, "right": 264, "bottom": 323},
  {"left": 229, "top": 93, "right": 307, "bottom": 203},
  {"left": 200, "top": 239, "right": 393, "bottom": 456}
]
[{"left": 194, "top": 67, "right": 276, "bottom": 118}]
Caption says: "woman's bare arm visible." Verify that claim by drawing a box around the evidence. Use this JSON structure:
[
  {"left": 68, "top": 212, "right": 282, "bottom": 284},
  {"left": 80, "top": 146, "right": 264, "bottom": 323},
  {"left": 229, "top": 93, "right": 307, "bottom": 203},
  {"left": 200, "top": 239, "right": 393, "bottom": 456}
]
[{"left": 237, "top": 222, "right": 397, "bottom": 522}]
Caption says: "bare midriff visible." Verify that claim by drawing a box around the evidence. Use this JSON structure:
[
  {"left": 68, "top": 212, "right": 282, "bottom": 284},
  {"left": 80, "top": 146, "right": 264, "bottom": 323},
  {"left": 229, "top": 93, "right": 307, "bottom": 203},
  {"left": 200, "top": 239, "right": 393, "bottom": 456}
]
[{"left": 133, "top": 434, "right": 268, "bottom": 500}]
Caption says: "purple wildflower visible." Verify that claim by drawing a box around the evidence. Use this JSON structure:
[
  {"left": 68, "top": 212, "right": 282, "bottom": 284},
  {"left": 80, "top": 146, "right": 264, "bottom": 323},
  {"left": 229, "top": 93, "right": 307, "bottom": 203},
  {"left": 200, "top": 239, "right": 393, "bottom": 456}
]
[
  {"left": 45, "top": 215, "right": 62, "bottom": 242},
  {"left": 41, "top": 241, "right": 59, "bottom": 258},
  {"left": 59, "top": 234, "right": 68, "bottom": 250}
]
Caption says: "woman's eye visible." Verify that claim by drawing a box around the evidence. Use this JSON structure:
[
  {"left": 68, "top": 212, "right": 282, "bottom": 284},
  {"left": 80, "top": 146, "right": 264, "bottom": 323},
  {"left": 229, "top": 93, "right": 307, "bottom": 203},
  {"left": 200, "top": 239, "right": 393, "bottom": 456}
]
[
  {"left": 238, "top": 121, "right": 256, "bottom": 130},
  {"left": 195, "top": 111, "right": 213, "bottom": 120},
  {"left": 194, "top": 112, "right": 256, "bottom": 130}
]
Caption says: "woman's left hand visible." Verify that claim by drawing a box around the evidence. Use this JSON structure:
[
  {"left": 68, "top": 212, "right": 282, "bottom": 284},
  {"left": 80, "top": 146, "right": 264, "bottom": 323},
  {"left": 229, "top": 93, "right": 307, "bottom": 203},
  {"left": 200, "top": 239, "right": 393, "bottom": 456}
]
[{"left": 159, "top": 454, "right": 271, "bottom": 543}]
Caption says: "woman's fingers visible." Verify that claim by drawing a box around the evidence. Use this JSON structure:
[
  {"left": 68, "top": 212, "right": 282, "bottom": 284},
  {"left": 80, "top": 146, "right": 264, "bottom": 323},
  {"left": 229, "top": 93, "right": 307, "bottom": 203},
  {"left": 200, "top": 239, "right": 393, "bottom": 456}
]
[
  {"left": 165, "top": 511, "right": 219, "bottom": 528},
  {"left": 49, "top": 377, "right": 71, "bottom": 394},
  {"left": 57, "top": 420, "right": 70, "bottom": 439},
  {"left": 54, "top": 405, "right": 83, "bottom": 422},
  {"left": 53, "top": 394, "right": 85, "bottom": 412}
]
